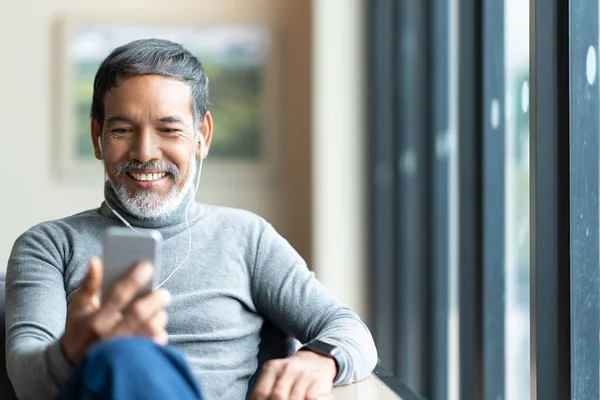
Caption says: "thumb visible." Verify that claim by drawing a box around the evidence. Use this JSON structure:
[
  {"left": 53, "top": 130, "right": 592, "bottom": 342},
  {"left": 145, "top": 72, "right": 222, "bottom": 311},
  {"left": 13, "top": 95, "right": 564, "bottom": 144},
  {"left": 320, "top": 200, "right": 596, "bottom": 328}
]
[{"left": 78, "top": 257, "right": 103, "bottom": 298}]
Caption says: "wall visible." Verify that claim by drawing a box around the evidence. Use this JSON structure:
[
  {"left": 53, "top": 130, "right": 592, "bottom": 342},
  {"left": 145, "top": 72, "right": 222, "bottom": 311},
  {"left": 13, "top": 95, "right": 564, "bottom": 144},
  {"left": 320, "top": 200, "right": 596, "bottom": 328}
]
[
  {"left": 0, "top": 0, "right": 312, "bottom": 271},
  {"left": 311, "top": 0, "right": 368, "bottom": 320}
]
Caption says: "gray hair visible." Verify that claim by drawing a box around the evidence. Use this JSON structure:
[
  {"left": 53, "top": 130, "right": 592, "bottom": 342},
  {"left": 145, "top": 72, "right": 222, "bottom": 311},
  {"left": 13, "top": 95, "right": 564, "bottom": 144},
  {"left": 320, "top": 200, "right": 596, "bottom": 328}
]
[{"left": 91, "top": 38, "right": 209, "bottom": 130}]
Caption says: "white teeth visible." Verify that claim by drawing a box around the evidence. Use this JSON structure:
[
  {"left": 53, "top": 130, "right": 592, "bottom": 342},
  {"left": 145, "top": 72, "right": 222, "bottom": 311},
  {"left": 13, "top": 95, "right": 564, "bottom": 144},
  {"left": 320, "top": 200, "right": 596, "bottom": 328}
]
[{"left": 130, "top": 172, "right": 166, "bottom": 182}]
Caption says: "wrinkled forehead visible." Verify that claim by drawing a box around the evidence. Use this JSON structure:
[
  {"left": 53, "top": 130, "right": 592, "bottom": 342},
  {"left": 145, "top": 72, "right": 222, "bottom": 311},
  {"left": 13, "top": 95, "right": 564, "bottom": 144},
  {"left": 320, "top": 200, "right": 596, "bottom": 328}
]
[{"left": 103, "top": 75, "right": 194, "bottom": 123}]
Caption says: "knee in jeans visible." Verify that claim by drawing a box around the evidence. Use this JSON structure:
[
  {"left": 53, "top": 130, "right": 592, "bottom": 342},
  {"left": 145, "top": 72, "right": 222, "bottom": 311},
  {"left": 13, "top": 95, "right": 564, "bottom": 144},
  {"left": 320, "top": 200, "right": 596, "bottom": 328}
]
[{"left": 85, "top": 337, "right": 156, "bottom": 368}]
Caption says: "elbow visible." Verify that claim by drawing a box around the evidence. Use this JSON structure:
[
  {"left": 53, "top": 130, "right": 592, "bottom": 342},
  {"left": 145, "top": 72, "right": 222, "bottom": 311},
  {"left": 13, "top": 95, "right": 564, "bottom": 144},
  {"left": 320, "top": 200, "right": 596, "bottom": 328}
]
[
  {"left": 354, "top": 320, "right": 378, "bottom": 376},
  {"left": 360, "top": 330, "right": 379, "bottom": 379},
  {"left": 353, "top": 324, "right": 378, "bottom": 382},
  {"left": 367, "top": 338, "right": 379, "bottom": 373},
  {"left": 7, "top": 360, "right": 34, "bottom": 400},
  {"left": 7, "top": 352, "right": 36, "bottom": 400},
  {"left": 6, "top": 343, "right": 60, "bottom": 400},
  {"left": 337, "top": 328, "right": 379, "bottom": 385}
]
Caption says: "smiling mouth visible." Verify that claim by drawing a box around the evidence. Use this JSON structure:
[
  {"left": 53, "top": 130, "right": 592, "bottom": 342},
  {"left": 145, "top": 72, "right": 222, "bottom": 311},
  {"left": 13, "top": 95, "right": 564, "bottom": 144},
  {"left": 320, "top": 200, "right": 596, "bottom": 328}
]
[{"left": 127, "top": 171, "right": 168, "bottom": 182}]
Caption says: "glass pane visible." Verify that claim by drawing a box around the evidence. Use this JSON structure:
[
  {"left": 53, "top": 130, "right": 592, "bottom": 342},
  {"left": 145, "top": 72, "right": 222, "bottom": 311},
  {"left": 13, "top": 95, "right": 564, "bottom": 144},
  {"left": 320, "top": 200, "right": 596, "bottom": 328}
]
[
  {"left": 448, "top": 0, "right": 460, "bottom": 398},
  {"left": 570, "top": 3, "right": 600, "bottom": 397},
  {"left": 504, "top": 0, "right": 530, "bottom": 398}
]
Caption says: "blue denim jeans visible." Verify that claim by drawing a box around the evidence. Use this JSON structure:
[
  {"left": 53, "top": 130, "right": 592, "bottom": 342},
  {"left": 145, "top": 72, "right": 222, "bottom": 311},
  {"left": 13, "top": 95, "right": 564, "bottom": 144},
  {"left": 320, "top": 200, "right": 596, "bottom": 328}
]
[{"left": 56, "top": 338, "right": 204, "bottom": 400}]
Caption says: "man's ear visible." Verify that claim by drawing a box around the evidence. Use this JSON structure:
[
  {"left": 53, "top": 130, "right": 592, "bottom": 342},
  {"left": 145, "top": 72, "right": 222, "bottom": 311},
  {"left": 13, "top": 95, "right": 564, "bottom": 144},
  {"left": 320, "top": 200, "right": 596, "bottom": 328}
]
[
  {"left": 196, "top": 112, "right": 213, "bottom": 159},
  {"left": 91, "top": 119, "right": 103, "bottom": 160}
]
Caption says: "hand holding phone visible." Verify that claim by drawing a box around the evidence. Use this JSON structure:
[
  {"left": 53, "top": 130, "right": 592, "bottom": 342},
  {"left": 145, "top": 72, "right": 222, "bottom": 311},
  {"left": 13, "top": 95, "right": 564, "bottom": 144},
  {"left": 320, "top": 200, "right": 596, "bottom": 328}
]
[{"left": 61, "top": 228, "right": 169, "bottom": 363}]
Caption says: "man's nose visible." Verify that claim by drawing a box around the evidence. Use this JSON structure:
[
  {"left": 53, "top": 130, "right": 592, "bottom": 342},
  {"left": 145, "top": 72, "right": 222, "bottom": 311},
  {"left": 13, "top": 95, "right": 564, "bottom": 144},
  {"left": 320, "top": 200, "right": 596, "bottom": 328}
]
[{"left": 129, "top": 130, "right": 161, "bottom": 162}]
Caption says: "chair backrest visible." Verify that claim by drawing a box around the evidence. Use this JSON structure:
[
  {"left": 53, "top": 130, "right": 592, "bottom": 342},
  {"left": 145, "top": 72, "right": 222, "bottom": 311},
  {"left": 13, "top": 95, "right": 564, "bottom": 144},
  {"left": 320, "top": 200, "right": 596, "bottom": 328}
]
[
  {"left": 0, "top": 273, "right": 18, "bottom": 400},
  {"left": 247, "top": 321, "right": 299, "bottom": 398},
  {"left": 0, "top": 272, "right": 297, "bottom": 400}
]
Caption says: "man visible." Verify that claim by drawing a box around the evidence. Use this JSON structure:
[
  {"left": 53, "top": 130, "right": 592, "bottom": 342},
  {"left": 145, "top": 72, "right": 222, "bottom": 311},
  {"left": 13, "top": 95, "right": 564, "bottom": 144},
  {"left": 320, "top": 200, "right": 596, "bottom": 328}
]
[{"left": 5, "top": 39, "right": 377, "bottom": 400}]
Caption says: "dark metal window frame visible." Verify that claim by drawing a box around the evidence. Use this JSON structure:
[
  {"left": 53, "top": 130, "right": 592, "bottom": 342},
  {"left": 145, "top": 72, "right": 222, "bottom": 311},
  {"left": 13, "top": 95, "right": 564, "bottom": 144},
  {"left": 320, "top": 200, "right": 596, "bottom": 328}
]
[
  {"left": 369, "top": 0, "right": 435, "bottom": 398},
  {"left": 457, "top": 0, "right": 484, "bottom": 399},
  {"left": 369, "top": 0, "right": 398, "bottom": 374},
  {"left": 530, "top": 0, "right": 571, "bottom": 399},
  {"left": 482, "top": 0, "right": 506, "bottom": 398},
  {"left": 431, "top": 0, "right": 452, "bottom": 398},
  {"left": 394, "top": 0, "right": 432, "bottom": 395}
]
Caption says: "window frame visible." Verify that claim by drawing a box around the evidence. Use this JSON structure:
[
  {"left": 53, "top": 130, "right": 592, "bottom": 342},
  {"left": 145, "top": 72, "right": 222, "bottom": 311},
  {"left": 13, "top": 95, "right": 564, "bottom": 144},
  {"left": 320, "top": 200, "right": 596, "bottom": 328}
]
[
  {"left": 369, "top": 1, "right": 438, "bottom": 397},
  {"left": 368, "top": 0, "right": 398, "bottom": 374},
  {"left": 482, "top": 0, "right": 506, "bottom": 398},
  {"left": 431, "top": 0, "right": 453, "bottom": 398},
  {"left": 394, "top": 0, "right": 433, "bottom": 394},
  {"left": 529, "top": 0, "right": 572, "bottom": 398},
  {"left": 369, "top": 0, "right": 600, "bottom": 398},
  {"left": 457, "top": 0, "right": 484, "bottom": 398}
]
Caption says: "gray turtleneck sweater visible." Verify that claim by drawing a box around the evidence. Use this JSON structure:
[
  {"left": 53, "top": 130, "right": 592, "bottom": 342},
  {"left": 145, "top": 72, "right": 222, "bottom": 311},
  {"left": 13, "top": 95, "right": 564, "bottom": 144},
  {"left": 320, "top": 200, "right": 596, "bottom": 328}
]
[{"left": 5, "top": 184, "right": 377, "bottom": 400}]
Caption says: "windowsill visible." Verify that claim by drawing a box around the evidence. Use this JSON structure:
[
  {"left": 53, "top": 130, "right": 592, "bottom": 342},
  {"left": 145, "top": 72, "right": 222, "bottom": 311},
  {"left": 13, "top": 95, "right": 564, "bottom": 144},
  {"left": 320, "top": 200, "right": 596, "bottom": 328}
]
[{"left": 330, "top": 365, "right": 422, "bottom": 400}]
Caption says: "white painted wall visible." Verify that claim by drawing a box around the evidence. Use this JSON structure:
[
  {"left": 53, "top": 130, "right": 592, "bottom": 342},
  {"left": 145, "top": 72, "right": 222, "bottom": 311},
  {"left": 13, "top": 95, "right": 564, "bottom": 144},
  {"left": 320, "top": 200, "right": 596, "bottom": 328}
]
[
  {"left": 311, "top": 0, "right": 368, "bottom": 321},
  {"left": 0, "top": 0, "right": 312, "bottom": 272}
]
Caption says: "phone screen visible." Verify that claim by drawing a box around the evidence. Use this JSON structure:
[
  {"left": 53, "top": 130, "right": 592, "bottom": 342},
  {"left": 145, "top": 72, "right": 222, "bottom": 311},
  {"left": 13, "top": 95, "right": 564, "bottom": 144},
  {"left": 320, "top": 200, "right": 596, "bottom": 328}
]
[{"left": 102, "top": 227, "right": 162, "bottom": 298}]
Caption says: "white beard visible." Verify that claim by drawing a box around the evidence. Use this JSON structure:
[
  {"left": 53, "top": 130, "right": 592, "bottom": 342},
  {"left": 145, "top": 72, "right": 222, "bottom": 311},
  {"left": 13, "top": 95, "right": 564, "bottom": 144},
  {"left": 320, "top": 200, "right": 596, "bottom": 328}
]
[{"left": 109, "top": 155, "right": 197, "bottom": 220}]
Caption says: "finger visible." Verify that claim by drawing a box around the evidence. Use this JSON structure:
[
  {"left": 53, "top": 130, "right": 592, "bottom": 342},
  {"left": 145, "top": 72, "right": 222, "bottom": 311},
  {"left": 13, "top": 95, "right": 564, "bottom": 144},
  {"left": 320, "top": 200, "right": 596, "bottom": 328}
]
[
  {"left": 70, "top": 258, "right": 103, "bottom": 313},
  {"left": 124, "top": 289, "right": 171, "bottom": 322},
  {"left": 114, "top": 290, "right": 170, "bottom": 335},
  {"left": 128, "top": 309, "right": 168, "bottom": 337},
  {"left": 252, "top": 361, "right": 281, "bottom": 400},
  {"left": 289, "top": 375, "right": 314, "bottom": 400},
  {"left": 77, "top": 258, "right": 104, "bottom": 298},
  {"left": 153, "top": 330, "right": 169, "bottom": 346},
  {"left": 101, "top": 262, "right": 154, "bottom": 312},
  {"left": 306, "top": 380, "right": 332, "bottom": 400},
  {"left": 89, "top": 311, "right": 124, "bottom": 340},
  {"left": 270, "top": 363, "right": 300, "bottom": 400},
  {"left": 141, "top": 310, "right": 168, "bottom": 336}
]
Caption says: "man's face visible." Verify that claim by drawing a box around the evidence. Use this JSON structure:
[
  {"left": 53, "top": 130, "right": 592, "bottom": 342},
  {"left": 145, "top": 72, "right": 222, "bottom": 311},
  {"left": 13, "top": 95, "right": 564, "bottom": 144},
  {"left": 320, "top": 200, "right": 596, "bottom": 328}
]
[{"left": 92, "top": 75, "right": 212, "bottom": 219}]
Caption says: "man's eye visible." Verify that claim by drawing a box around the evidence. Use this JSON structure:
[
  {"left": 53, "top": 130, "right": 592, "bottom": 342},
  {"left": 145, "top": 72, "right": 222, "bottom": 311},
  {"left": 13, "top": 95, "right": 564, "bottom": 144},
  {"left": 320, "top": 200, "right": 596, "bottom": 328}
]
[
  {"left": 110, "top": 128, "right": 130, "bottom": 133},
  {"left": 161, "top": 128, "right": 180, "bottom": 133}
]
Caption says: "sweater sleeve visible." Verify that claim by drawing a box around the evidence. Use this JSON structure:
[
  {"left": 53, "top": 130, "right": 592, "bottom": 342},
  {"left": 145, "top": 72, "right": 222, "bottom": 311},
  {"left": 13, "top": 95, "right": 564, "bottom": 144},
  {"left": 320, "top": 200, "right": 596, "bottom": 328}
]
[
  {"left": 5, "top": 226, "right": 73, "bottom": 400},
  {"left": 251, "top": 222, "right": 378, "bottom": 386}
]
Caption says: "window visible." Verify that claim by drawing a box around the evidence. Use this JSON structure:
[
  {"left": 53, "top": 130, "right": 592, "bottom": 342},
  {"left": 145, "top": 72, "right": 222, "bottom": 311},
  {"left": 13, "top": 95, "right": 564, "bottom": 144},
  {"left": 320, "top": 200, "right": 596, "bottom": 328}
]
[
  {"left": 432, "top": 0, "right": 460, "bottom": 398},
  {"left": 369, "top": 1, "right": 599, "bottom": 399},
  {"left": 369, "top": 1, "right": 450, "bottom": 398},
  {"left": 569, "top": 1, "right": 600, "bottom": 399},
  {"left": 503, "top": 1, "right": 530, "bottom": 398}
]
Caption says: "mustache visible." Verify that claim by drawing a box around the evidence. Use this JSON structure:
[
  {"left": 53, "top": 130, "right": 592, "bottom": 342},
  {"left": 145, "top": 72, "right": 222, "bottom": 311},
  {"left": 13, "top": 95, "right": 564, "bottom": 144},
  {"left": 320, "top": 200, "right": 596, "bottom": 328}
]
[{"left": 113, "top": 160, "right": 180, "bottom": 181}]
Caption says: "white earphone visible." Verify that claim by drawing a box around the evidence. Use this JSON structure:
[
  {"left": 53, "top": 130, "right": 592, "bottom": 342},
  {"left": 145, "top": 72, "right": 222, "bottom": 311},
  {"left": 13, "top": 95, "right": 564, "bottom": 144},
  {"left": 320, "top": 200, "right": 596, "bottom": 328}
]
[
  {"left": 99, "top": 132, "right": 207, "bottom": 289},
  {"left": 198, "top": 134, "right": 206, "bottom": 159}
]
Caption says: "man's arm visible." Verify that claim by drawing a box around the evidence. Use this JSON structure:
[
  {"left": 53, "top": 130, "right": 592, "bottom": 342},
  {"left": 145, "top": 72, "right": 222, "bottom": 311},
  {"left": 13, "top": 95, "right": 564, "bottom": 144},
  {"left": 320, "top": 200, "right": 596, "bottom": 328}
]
[
  {"left": 250, "top": 222, "right": 378, "bottom": 387},
  {"left": 5, "top": 227, "right": 73, "bottom": 400},
  {"left": 6, "top": 226, "right": 172, "bottom": 400}
]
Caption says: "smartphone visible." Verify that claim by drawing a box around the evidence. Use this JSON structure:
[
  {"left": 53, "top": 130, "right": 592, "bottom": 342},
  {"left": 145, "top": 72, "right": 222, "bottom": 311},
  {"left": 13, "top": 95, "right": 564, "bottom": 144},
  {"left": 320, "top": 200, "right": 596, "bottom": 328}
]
[{"left": 101, "top": 227, "right": 163, "bottom": 298}]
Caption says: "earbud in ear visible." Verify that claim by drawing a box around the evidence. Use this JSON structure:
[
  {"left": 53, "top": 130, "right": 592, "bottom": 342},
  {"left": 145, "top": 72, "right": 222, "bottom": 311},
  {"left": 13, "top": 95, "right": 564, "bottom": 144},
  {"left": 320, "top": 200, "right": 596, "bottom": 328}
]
[
  {"left": 198, "top": 135, "right": 206, "bottom": 159},
  {"left": 97, "top": 136, "right": 103, "bottom": 155}
]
